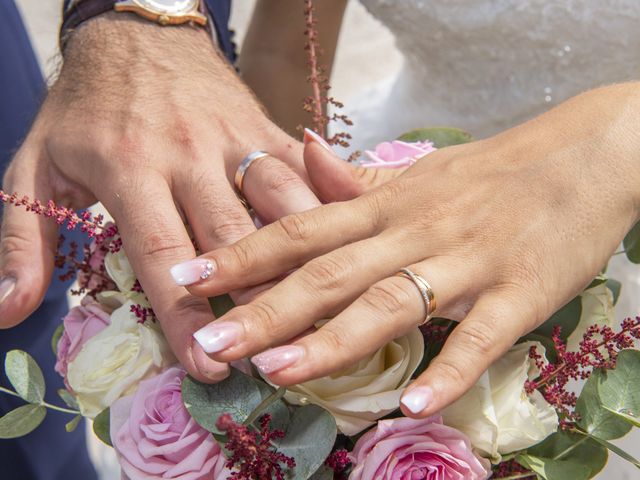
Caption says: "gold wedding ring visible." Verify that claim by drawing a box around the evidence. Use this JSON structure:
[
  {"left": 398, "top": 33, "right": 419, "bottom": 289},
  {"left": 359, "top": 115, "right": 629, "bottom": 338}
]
[
  {"left": 395, "top": 268, "right": 437, "bottom": 325},
  {"left": 234, "top": 150, "right": 270, "bottom": 194}
]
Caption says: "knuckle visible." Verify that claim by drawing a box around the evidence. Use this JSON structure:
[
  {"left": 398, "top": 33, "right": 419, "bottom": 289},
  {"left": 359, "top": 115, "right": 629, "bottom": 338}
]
[
  {"left": 171, "top": 295, "right": 215, "bottom": 318},
  {"left": 261, "top": 163, "right": 303, "bottom": 195},
  {"left": 302, "top": 256, "right": 352, "bottom": 293},
  {"left": 319, "top": 325, "right": 349, "bottom": 353},
  {"left": 454, "top": 322, "right": 495, "bottom": 356},
  {"left": 208, "top": 217, "right": 252, "bottom": 245},
  {"left": 276, "top": 213, "right": 313, "bottom": 243},
  {"left": 139, "top": 231, "right": 191, "bottom": 260},
  {"left": 433, "top": 357, "right": 468, "bottom": 386},
  {"left": 363, "top": 280, "right": 414, "bottom": 316},
  {"left": 225, "top": 242, "right": 255, "bottom": 273},
  {"left": 243, "top": 301, "right": 286, "bottom": 338}
]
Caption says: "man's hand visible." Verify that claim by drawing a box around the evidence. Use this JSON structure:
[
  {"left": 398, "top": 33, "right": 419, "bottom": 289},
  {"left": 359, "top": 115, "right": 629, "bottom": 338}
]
[{"left": 0, "top": 13, "right": 319, "bottom": 382}]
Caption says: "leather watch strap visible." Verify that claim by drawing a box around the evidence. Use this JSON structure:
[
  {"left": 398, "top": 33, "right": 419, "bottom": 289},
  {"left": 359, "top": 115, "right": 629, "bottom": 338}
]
[{"left": 60, "top": 0, "right": 211, "bottom": 49}]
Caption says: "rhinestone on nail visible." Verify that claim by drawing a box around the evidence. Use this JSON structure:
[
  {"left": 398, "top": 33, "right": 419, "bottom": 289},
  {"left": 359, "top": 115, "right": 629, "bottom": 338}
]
[{"left": 200, "top": 261, "right": 214, "bottom": 280}]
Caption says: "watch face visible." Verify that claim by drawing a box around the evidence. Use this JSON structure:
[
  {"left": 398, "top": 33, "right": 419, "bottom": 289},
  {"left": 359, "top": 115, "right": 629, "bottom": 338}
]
[{"left": 135, "top": 0, "right": 198, "bottom": 15}]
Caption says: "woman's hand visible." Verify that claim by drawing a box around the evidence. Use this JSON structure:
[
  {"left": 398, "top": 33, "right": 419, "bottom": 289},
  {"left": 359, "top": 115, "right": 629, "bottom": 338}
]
[{"left": 173, "top": 84, "right": 640, "bottom": 416}]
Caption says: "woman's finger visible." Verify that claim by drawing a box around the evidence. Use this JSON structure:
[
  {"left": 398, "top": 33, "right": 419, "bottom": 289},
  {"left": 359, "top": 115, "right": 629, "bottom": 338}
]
[
  {"left": 241, "top": 153, "right": 321, "bottom": 224},
  {"left": 303, "top": 129, "right": 406, "bottom": 202},
  {"left": 191, "top": 232, "right": 413, "bottom": 361},
  {"left": 174, "top": 197, "right": 378, "bottom": 296},
  {"left": 247, "top": 257, "right": 473, "bottom": 385},
  {"left": 400, "top": 291, "right": 535, "bottom": 418}
]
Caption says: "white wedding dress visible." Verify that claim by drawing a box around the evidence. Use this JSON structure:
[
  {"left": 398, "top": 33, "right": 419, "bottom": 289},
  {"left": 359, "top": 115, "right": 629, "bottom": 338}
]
[{"left": 342, "top": 1, "right": 640, "bottom": 477}]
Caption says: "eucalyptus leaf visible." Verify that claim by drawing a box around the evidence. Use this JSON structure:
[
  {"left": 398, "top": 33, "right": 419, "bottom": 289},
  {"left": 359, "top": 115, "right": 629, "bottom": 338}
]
[
  {"left": 596, "top": 349, "right": 640, "bottom": 423},
  {"left": 586, "top": 275, "right": 607, "bottom": 289},
  {"left": 576, "top": 369, "right": 632, "bottom": 440},
  {"left": 623, "top": 220, "right": 640, "bottom": 264},
  {"left": 249, "top": 380, "right": 290, "bottom": 431},
  {"left": 93, "top": 407, "right": 112, "bottom": 446},
  {"left": 274, "top": 405, "right": 337, "bottom": 480},
  {"left": 4, "top": 350, "right": 45, "bottom": 404},
  {"left": 602, "top": 406, "right": 640, "bottom": 428},
  {"left": 0, "top": 404, "right": 46, "bottom": 439},
  {"left": 515, "top": 454, "right": 591, "bottom": 480},
  {"left": 208, "top": 295, "right": 235, "bottom": 318},
  {"left": 527, "top": 430, "right": 608, "bottom": 477},
  {"left": 578, "top": 431, "right": 640, "bottom": 469},
  {"left": 396, "top": 127, "right": 473, "bottom": 147},
  {"left": 532, "top": 295, "right": 582, "bottom": 341},
  {"left": 605, "top": 278, "right": 622, "bottom": 305},
  {"left": 308, "top": 465, "right": 334, "bottom": 480},
  {"left": 51, "top": 324, "right": 64, "bottom": 356},
  {"left": 66, "top": 415, "right": 82, "bottom": 433},
  {"left": 182, "top": 368, "right": 262, "bottom": 434},
  {"left": 57, "top": 389, "right": 79, "bottom": 410}
]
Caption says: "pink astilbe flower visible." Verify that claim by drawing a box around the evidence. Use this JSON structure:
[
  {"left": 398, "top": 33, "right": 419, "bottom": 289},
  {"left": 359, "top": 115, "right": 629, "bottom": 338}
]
[
  {"left": 526, "top": 317, "right": 640, "bottom": 427},
  {"left": 216, "top": 413, "right": 295, "bottom": 480}
]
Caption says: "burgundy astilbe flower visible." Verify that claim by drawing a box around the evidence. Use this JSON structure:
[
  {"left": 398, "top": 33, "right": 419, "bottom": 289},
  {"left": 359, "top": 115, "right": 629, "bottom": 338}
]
[
  {"left": 526, "top": 317, "right": 640, "bottom": 428},
  {"left": 216, "top": 413, "right": 295, "bottom": 480},
  {"left": 493, "top": 458, "right": 533, "bottom": 479},
  {"left": 130, "top": 303, "right": 155, "bottom": 324},
  {"left": 325, "top": 448, "right": 351, "bottom": 478},
  {"left": 302, "top": 0, "right": 354, "bottom": 151}
]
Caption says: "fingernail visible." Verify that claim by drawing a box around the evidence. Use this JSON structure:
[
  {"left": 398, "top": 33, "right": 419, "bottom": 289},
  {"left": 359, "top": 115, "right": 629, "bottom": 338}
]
[
  {"left": 251, "top": 345, "right": 305, "bottom": 374},
  {"left": 303, "top": 128, "right": 334, "bottom": 153},
  {"left": 170, "top": 259, "right": 214, "bottom": 286},
  {"left": 401, "top": 386, "right": 434, "bottom": 414},
  {"left": 0, "top": 276, "right": 16, "bottom": 305},
  {"left": 193, "top": 321, "right": 242, "bottom": 354}
]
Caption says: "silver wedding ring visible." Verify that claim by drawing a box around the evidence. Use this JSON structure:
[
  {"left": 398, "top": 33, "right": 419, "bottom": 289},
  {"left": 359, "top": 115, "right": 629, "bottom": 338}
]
[
  {"left": 235, "top": 150, "right": 270, "bottom": 194},
  {"left": 395, "top": 267, "right": 437, "bottom": 325}
]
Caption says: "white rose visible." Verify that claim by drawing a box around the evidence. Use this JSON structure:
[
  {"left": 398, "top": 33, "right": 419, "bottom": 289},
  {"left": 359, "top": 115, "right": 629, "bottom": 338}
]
[
  {"left": 280, "top": 328, "right": 424, "bottom": 436},
  {"left": 567, "top": 283, "right": 615, "bottom": 351},
  {"left": 105, "top": 248, "right": 137, "bottom": 295},
  {"left": 66, "top": 300, "right": 174, "bottom": 418},
  {"left": 441, "top": 341, "right": 558, "bottom": 462}
]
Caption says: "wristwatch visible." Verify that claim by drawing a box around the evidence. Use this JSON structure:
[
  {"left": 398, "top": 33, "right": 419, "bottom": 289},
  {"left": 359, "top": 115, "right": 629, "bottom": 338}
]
[{"left": 61, "top": 0, "right": 209, "bottom": 45}]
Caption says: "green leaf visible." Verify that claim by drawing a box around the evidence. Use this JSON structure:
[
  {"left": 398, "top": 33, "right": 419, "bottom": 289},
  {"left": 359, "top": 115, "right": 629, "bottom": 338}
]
[
  {"left": 274, "top": 405, "right": 337, "bottom": 480},
  {"left": 596, "top": 349, "right": 640, "bottom": 424},
  {"left": 66, "top": 415, "right": 82, "bottom": 433},
  {"left": 605, "top": 278, "right": 622, "bottom": 305},
  {"left": 248, "top": 381, "right": 290, "bottom": 432},
  {"left": 51, "top": 324, "right": 65, "bottom": 356},
  {"left": 182, "top": 368, "right": 262, "bottom": 434},
  {"left": 515, "top": 454, "right": 591, "bottom": 480},
  {"left": 603, "top": 406, "right": 640, "bottom": 427},
  {"left": 208, "top": 295, "right": 235, "bottom": 318},
  {"left": 57, "top": 389, "right": 79, "bottom": 410},
  {"left": 308, "top": 465, "right": 334, "bottom": 480},
  {"left": 4, "top": 350, "right": 45, "bottom": 404},
  {"left": 396, "top": 127, "right": 473, "bottom": 148},
  {"left": 93, "top": 407, "right": 112, "bottom": 446},
  {"left": 578, "top": 431, "right": 640, "bottom": 469},
  {"left": 623, "top": 220, "right": 640, "bottom": 264},
  {"left": 0, "top": 404, "right": 46, "bottom": 439},
  {"left": 527, "top": 430, "right": 608, "bottom": 478},
  {"left": 532, "top": 296, "right": 582, "bottom": 341},
  {"left": 586, "top": 275, "right": 607, "bottom": 289},
  {"left": 576, "top": 369, "right": 632, "bottom": 440}
]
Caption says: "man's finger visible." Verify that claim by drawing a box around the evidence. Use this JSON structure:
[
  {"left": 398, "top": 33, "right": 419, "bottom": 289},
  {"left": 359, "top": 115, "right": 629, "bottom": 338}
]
[
  {"left": 303, "top": 131, "right": 404, "bottom": 202},
  {"left": 0, "top": 149, "right": 58, "bottom": 328},
  {"left": 99, "top": 170, "right": 229, "bottom": 383},
  {"left": 399, "top": 292, "right": 533, "bottom": 418}
]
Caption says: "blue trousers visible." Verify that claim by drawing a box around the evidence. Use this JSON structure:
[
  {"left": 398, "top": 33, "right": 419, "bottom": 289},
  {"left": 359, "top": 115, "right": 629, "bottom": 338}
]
[{"left": 0, "top": 2, "right": 98, "bottom": 479}]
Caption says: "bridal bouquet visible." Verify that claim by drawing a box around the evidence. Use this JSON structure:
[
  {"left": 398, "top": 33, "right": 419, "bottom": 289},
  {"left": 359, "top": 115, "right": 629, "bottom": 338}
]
[{"left": 1, "top": 128, "right": 640, "bottom": 480}]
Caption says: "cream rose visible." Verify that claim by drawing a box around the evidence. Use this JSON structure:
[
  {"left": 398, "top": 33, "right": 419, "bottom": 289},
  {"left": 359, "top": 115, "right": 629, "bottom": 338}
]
[
  {"left": 280, "top": 328, "right": 424, "bottom": 436},
  {"left": 567, "top": 282, "right": 615, "bottom": 351},
  {"left": 66, "top": 300, "right": 174, "bottom": 418},
  {"left": 105, "top": 248, "right": 137, "bottom": 295},
  {"left": 441, "top": 341, "right": 558, "bottom": 462}
]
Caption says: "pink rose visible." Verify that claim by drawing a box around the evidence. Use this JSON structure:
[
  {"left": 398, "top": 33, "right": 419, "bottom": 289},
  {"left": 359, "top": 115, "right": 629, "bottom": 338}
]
[
  {"left": 111, "top": 367, "right": 229, "bottom": 480},
  {"left": 349, "top": 416, "right": 490, "bottom": 480},
  {"left": 361, "top": 140, "right": 436, "bottom": 168},
  {"left": 55, "top": 299, "right": 110, "bottom": 381}
]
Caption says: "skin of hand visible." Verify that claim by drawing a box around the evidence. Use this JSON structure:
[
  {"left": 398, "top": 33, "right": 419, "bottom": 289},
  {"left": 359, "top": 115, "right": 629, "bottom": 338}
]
[
  {"left": 175, "top": 83, "right": 640, "bottom": 416},
  {"left": 239, "top": 0, "right": 348, "bottom": 136},
  {"left": 0, "top": 13, "right": 322, "bottom": 383}
]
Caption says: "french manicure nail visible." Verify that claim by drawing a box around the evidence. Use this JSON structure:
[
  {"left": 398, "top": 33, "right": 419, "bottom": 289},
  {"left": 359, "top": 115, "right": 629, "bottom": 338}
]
[
  {"left": 251, "top": 346, "right": 305, "bottom": 374},
  {"left": 193, "top": 321, "right": 243, "bottom": 354},
  {"left": 303, "top": 128, "right": 334, "bottom": 153},
  {"left": 401, "top": 386, "right": 434, "bottom": 414},
  {"left": 0, "top": 276, "right": 16, "bottom": 305},
  {"left": 170, "top": 259, "right": 214, "bottom": 286}
]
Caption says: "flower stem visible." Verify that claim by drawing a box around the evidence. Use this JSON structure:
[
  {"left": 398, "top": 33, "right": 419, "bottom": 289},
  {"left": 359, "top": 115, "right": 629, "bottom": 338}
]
[
  {"left": 243, "top": 387, "right": 287, "bottom": 428},
  {"left": 0, "top": 386, "right": 80, "bottom": 415}
]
